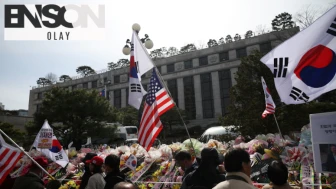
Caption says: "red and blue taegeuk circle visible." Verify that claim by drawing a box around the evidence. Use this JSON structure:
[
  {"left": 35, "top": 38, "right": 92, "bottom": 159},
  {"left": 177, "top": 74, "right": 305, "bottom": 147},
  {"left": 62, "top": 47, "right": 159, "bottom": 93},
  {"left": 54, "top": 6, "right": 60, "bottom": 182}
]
[
  {"left": 294, "top": 45, "right": 336, "bottom": 88},
  {"left": 49, "top": 139, "right": 62, "bottom": 153},
  {"left": 132, "top": 160, "right": 136, "bottom": 167}
]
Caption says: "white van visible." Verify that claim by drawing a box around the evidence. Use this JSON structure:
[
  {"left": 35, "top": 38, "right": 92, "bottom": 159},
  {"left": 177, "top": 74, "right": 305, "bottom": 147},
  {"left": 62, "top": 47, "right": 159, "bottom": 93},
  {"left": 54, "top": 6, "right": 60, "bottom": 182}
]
[
  {"left": 199, "top": 126, "right": 239, "bottom": 142},
  {"left": 122, "top": 126, "right": 138, "bottom": 139},
  {"left": 105, "top": 123, "right": 138, "bottom": 141}
]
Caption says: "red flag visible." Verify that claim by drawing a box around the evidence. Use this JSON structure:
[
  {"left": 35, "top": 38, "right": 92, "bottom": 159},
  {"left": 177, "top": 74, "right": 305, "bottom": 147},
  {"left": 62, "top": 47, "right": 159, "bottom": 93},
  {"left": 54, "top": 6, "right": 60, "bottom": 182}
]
[
  {"left": 261, "top": 77, "right": 276, "bottom": 118},
  {"left": 138, "top": 68, "right": 174, "bottom": 151},
  {"left": 0, "top": 134, "right": 24, "bottom": 185}
]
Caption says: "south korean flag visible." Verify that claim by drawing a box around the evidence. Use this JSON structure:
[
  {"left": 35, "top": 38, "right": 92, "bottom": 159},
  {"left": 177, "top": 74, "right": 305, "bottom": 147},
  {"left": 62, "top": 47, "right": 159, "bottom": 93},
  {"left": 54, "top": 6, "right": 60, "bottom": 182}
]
[
  {"left": 261, "top": 6, "right": 336, "bottom": 104},
  {"left": 125, "top": 154, "right": 137, "bottom": 171}
]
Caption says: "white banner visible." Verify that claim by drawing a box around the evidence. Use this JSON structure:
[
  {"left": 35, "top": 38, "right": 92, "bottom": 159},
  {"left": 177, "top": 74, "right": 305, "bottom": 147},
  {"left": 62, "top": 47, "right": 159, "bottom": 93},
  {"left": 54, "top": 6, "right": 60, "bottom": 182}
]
[
  {"left": 36, "top": 121, "right": 53, "bottom": 149},
  {"left": 310, "top": 111, "right": 336, "bottom": 173}
]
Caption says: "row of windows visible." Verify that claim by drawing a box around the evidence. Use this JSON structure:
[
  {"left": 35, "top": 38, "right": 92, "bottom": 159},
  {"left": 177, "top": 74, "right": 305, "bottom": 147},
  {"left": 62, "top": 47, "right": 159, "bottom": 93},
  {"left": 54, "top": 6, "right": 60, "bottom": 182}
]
[
  {"left": 36, "top": 70, "right": 232, "bottom": 119},
  {"left": 157, "top": 42, "right": 272, "bottom": 74}
]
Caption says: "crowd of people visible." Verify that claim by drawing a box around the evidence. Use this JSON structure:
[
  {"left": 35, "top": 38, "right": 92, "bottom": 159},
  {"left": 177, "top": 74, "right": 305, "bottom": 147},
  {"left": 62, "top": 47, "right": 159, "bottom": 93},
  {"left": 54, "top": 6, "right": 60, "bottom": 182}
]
[{"left": 1, "top": 147, "right": 307, "bottom": 189}]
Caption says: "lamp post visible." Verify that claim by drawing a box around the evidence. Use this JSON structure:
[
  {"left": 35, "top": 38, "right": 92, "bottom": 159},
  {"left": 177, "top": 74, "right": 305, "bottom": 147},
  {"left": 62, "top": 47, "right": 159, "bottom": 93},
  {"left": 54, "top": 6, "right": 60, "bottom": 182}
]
[{"left": 122, "top": 23, "right": 154, "bottom": 55}]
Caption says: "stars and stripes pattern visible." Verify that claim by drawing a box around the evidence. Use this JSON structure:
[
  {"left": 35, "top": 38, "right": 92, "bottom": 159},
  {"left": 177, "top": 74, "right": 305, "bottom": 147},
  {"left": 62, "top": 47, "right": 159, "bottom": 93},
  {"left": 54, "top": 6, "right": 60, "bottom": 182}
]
[
  {"left": 138, "top": 68, "right": 174, "bottom": 151},
  {"left": 0, "top": 133, "right": 24, "bottom": 185},
  {"left": 261, "top": 77, "right": 276, "bottom": 118}
]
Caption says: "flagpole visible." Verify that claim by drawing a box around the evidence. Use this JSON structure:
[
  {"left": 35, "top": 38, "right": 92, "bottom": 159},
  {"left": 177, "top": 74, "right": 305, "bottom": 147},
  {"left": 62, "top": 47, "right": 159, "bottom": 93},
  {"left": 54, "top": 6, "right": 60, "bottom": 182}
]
[
  {"left": 0, "top": 129, "right": 55, "bottom": 180},
  {"left": 272, "top": 114, "right": 284, "bottom": 139},
  {"left": 154, "top": 67, "right": 197, "bottom": 156}
]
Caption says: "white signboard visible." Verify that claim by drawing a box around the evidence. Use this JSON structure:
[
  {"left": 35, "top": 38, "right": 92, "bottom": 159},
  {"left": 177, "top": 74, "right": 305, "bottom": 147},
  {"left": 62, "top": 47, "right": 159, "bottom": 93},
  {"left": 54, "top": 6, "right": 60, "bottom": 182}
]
[
  {"left": 36, "top": 121, "right": 53, "bottom": 149},
  {"left": 310, "top": 111, "right": 336, "bottom": 173}
]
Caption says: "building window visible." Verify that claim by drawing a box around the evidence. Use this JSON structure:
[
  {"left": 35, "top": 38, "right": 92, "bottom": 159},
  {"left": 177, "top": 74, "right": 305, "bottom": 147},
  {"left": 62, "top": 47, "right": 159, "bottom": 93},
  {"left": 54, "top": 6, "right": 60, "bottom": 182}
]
[
  {"left": 125, "top": 88, "right": 129, "bottom": 106},
  {"left": 260, "top": 42, "right": 272, "bottom": 54},
  {"left": 106, "top": 91, "right": 110, "bottom": 100},
  {"left": 36, "top": 104, "right": 41, "bottom": 113},
  {"left": 200, "top": 73, "right": 214, "bottom": 118},
  {"left": 219, "top": 70, "right": 232, "bottom": 115},
  {"left": 236, "top": 48, "right": 247, "bottom": 58},
  {"left": 167, "top": 79, "right": 178, "bottom": 106},
  {"left": 92, "top": 81, "right": 97, "bottom": 88},
  {"left": 114, "top": 75, "right": 120, "bottom": 84},
  {"left": 83, "top": 82, "right": 88, "bottom": 89},
  {"left": 143, "top": 84, "right": 147, "bottom": 91},
  {"left": 104, "top": 77, "right": 108, "bottom": 84},
  {"left": 114, "top": 89, "right": 121, "bottom": 108},
  {"left": 184, "top": 76, "right": 196, "bottom": 119},
  {"left": 219, "top": 52, "right": 229, "bottom": 62},
  {"left": 167, "top": 64, "right": 175, "bottom": 73},
  {"left": 37, "top": 92, "right": 43, "bottom": 99},
  {"left": 199, "top": 56, "right": 208, "bottom": 66},
  {"left": 184, "top": 60, "right": 193, "bottom": 69}
]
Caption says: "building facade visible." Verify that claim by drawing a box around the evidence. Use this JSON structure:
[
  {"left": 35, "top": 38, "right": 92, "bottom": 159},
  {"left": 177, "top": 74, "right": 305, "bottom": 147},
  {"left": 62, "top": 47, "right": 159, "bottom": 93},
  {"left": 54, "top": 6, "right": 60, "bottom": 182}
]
[
  {"left": 28, "top": 28, "right": 298, "bottom": 127},
  {"left": 0, "top": 102, "right": 4, "bottom": 110}
]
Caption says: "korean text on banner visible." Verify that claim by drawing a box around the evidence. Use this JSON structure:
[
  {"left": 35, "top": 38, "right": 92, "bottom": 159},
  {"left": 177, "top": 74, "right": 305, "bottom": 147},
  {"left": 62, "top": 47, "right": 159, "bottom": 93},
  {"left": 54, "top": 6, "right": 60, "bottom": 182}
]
[{"left": 310, "top": 111, "right": 336, "bottom": 173}]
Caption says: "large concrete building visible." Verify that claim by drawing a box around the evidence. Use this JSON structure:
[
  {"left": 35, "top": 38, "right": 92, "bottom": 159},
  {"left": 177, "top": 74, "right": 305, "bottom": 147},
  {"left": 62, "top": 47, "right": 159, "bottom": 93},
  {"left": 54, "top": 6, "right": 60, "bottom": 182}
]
[{"left": 28, "top": 28, "right": 298, "bottom": 127}]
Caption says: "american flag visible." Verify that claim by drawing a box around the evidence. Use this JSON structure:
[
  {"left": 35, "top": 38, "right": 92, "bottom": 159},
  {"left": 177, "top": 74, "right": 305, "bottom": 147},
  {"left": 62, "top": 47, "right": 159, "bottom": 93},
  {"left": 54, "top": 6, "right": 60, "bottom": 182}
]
[
  {"left": 261, "top": 77, "right": 276, "bottom": 118},
  {"left": 0, "top": 133, "right": 24, "bottom": 185},
  {"left": 138, "top": 68, "right": 174, "bottom": 151}
]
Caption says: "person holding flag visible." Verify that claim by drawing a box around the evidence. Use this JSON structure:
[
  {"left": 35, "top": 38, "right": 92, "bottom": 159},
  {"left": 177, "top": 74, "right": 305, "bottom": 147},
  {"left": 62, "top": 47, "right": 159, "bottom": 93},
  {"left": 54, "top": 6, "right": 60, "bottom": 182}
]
[{"left": 12, "top": 157, "right": 49, "bottom": 189}]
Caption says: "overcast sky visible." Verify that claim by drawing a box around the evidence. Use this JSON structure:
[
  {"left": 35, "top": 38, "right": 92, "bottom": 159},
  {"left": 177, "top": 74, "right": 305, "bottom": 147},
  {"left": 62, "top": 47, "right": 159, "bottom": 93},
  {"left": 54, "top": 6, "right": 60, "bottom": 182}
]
[{"left": 0, "top": 0, "right": 334, "bottom": 110}]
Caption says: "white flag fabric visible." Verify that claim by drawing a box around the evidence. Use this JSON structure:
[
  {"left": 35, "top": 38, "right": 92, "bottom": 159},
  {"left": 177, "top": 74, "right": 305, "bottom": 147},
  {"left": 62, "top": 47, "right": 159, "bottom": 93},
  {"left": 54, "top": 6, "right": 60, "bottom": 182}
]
[
  {"left": 125, "top": 154, "right": 137, "bottom": 170},
  {"left": 134, "top": 31, "right": 155, "bottom": 77},
  {"left": 129, "top": 31, "right": 148, "bottom": 109},
  {"left": 260, "top": 6, "right": 336, "bottom": 104},
  {"left": 33, "top": 121, "right": 69, "bottom": 167},
  {"left": 261, "top": 77, "right": 276, "bottom": 118},
  {"left": 34, "top": 120, "right": 53, "bottom": 149}
]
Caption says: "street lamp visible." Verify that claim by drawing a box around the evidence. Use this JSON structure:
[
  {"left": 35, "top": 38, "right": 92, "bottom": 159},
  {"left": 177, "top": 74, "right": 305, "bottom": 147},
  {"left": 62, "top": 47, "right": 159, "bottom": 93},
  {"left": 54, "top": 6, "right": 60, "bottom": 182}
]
[{"left": 122, "top": 23, "right": 154, "bottom": 55}]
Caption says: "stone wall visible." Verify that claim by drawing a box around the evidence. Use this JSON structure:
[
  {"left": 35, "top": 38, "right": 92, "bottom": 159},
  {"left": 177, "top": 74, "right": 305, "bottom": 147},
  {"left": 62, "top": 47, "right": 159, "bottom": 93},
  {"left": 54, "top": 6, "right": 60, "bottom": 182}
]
[{"left": 0, "top": 115, "right": 33, "bottom": 132}]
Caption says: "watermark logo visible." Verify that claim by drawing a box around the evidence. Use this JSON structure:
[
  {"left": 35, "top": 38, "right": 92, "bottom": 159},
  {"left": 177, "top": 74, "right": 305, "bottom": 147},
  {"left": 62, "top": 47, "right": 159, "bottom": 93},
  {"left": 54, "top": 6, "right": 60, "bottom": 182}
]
[{"left": 4, "top": 4, "right": 106, "bottom": 41}]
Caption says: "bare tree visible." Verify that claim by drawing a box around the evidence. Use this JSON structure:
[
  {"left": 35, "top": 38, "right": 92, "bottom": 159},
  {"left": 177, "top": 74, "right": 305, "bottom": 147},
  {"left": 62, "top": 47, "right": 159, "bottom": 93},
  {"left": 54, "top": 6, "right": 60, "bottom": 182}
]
[
  {"left": 45, "top": 72, "right": 58, "bottom": 84},
  {"left": 255, "top": 25, "right": 268, "bottom": 35},
  {"left": 196, "top": 40, "right": 206, "bottom": 49},
  {"left": 294, "top": 5, "right": 319, "bottom": 29}
]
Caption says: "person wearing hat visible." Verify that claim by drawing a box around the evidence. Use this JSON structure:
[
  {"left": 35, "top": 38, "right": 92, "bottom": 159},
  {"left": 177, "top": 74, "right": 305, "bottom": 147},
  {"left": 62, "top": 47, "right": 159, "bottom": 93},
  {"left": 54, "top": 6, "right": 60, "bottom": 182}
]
[
  {"left": 12, "top": 156, "right": 49, "bottom": 189},
  {"left": 85, "top": 156, "right": 106, "bottom": 189},
  {"left": 79, "top": 152, "right": 98, "bottom": 189},
  {"left": 181, "top": 148, "right": 226, "bottom": 189}
]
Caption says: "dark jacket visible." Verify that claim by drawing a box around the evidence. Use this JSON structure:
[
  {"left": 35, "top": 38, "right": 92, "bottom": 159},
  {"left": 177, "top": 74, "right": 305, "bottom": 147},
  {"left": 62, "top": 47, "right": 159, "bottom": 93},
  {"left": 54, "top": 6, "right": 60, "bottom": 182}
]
[
  {"left": 0, "top": 175, "right": 16, "bottom": 189},
  {"left": 326, "top": 153, "right": 336, "bottom": 172},
  {"left": 104, "top": 171, "right": 125, "bottom": 189},
  {"left": 183, "top": 162, "right": 198, "bottom": 181},
  {"left": 79, "top": 167, "right": 93, "bottom": 189},
  {"left": 12, "top": 172, "right": 44, "bottom": 189}
]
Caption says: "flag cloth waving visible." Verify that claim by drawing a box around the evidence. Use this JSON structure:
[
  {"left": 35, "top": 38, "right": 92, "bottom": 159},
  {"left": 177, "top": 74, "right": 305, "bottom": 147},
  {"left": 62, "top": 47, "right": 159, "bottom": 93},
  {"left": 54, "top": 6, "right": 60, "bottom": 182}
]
[
  {"left": 261, "top": 77, "right": 276, "bottom": 118},
  {"left": 260, "top": 6, "right": 336, "bottom": 104},
  {"left": 138, "top": 68, "right": 174, "bottom": 151},
  {"left": 126, "top": 154, "right": 137, "bottom": 170},
  {"left": 128, "top": 31, "right": 150, "bottom": 109},
  {"left": 0, "top": 132, "right": 24, "bottom": 185},
  {"left": 33, "top": 121, "right": 69, "bottom": 167}
]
